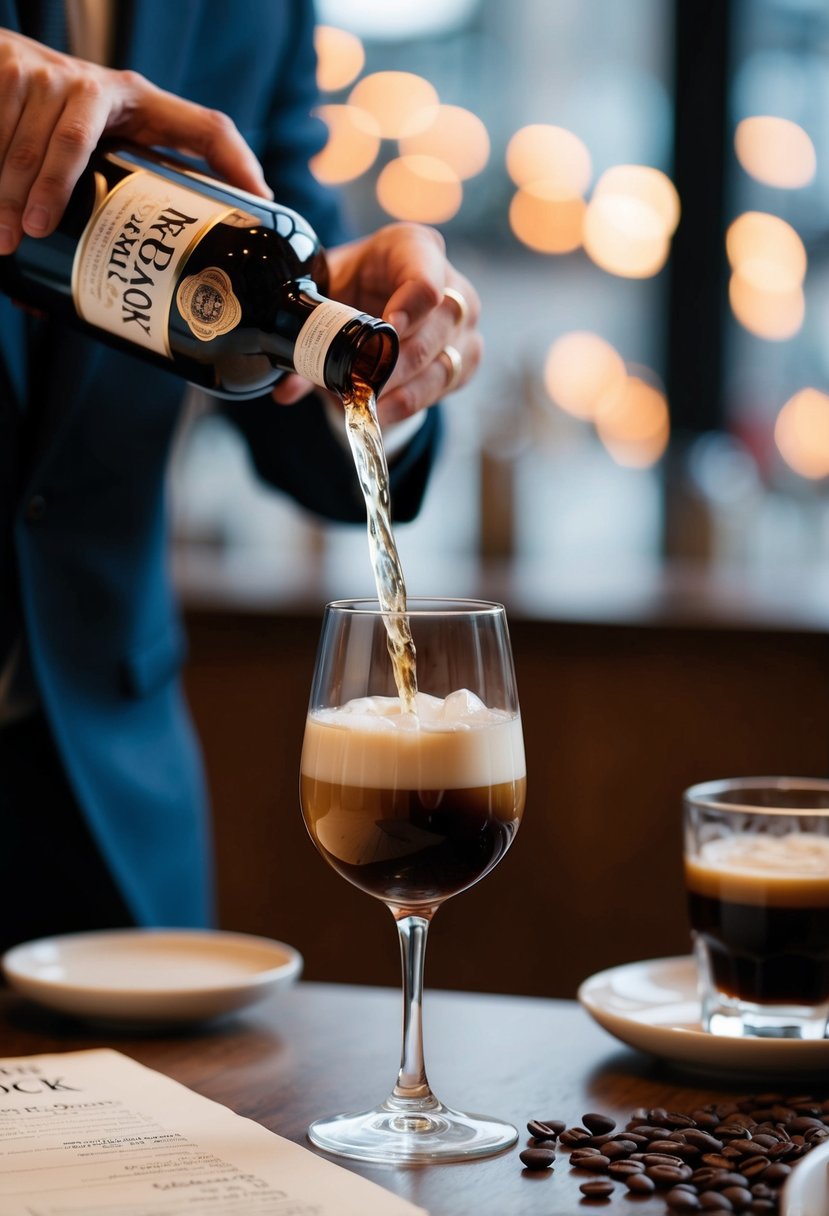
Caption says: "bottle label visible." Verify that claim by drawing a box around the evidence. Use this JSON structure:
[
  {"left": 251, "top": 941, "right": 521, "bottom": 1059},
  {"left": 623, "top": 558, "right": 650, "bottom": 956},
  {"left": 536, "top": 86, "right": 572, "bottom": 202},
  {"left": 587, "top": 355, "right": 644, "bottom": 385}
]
[
  {"left": 72, "top": 170, "right": 234, "bottom": 357},
  {"left": 176, "top": 267, "right": 241, "bottom": 341},
  {"left": 293, "top": 300, "right": 362, "bottom": 387}
]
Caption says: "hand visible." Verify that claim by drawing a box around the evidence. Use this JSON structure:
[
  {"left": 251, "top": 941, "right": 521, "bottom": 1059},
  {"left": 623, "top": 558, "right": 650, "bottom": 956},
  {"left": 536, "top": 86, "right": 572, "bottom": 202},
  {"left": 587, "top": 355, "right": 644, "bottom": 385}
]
[
  {"left": 0, "top": 28, "right": 271, "bottom": 253},
  {"left": 273, "top": 223, "right": 483, "bottom": 426}
]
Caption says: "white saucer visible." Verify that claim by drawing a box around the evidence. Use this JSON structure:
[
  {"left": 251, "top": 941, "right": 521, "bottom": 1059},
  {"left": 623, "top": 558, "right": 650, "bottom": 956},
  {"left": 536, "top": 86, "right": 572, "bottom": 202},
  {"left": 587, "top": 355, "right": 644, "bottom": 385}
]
[
  {"left": 578, "top": 955, "right": 829, "bottom": 1076},
  {"left": 2, "top": 928, "right": 302, "bottom": 1026},
  {"left": 781, "top": 1137, "right": 829, "bottom": 1216}
]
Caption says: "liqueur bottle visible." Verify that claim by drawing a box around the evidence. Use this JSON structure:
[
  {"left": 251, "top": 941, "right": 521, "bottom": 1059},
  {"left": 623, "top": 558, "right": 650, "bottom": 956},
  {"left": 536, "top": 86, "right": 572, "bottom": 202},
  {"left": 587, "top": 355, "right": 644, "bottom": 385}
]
[{"left": 0, "top": 142, "right": 398, "bottom": 400}]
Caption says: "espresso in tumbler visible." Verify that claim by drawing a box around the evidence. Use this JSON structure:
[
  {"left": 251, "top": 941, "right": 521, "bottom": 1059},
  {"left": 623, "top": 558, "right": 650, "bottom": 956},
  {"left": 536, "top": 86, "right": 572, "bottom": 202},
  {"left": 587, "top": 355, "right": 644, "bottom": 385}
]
[{"left": 683, "top": 779, "right": 829, "bottom": 1040}]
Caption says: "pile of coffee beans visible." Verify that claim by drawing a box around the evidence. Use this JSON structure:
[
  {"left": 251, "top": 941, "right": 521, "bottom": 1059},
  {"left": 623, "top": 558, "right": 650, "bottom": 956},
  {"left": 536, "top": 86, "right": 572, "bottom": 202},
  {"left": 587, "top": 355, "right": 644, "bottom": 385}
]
[{"left": 519, "top": 1094, "right": 829, "bottom": 1212}]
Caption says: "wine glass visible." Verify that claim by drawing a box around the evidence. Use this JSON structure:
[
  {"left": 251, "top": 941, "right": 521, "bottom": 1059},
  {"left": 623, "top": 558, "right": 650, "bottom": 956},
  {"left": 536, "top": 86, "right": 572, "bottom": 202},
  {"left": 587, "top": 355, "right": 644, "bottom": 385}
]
[{"left": 299, "top": 598, "right": 526, "bottom": 1164}]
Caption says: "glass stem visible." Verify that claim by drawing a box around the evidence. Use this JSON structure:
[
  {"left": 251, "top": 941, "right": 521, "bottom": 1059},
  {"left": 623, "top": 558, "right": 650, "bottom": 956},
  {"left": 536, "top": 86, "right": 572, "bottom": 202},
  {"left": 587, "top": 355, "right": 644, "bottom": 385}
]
[{"left": 392, "top": 913, "right": 437, "bottom": 1105}]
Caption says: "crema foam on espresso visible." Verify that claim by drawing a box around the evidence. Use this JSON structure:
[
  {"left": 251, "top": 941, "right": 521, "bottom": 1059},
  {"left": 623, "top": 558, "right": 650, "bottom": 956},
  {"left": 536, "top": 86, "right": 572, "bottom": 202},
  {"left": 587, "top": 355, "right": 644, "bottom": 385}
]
[{"left": 301, "top": 689, "right": 526, "bottom": 790}]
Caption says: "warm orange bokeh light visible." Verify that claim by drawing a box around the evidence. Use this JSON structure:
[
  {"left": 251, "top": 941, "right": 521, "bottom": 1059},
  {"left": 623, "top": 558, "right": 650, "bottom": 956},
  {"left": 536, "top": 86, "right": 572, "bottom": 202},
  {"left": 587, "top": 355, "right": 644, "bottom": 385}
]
[
  {"left": 399, "top": 104, "right": 490, "bottom": 180},
  {"left": 729, "top": 271, "right": 805, "bottom": 341},
  {"left": 505, "top": 124, "right": 592, "bottom": 196},
  {"left": 726, "top": 212, "right": 807, "bottom": 340},
  {"left": 314, "top": 25, "right": 366, "bottom": 93},
  {"left": 582, "top": 165, "right": 679, "bottom": 280},
  {"left": 583, "top": 194, "right": 670, "bottom": 278},
  {"left": 595, "top": 375, "right": 670, "bottom": 467},
  {"left": 348, "top": 71, "right": 439, "bottom": 139},
  {"left": 592, "top": 165, "right": 680, "bottom": 237},
  {"left": 543, "top": 331, "right": 627, "bottom": 419},
  {"left": 735, "top": 116, "right": 816, "bottom": 190},
  {"left": 726, "top": 212, "right": 806, "bottom": 291},
  {"left": 376, "top": 155, "right": 462, "bottom": 223},
  {"left": 310, "top": 105, "right": 381, "bottom": 184},
  {"left": 775, "top": 389, "right": 829, "bottom": 479},
  {"left": 509, "top": 186, "right": 585, "bottom": 254}
]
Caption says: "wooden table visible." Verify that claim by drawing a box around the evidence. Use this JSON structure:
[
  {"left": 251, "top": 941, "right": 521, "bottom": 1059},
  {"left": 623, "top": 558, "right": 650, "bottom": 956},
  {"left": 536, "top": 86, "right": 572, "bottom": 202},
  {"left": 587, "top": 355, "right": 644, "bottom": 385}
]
[{"left": 0, "top": 981, "right": 805, "bottom": 1215}]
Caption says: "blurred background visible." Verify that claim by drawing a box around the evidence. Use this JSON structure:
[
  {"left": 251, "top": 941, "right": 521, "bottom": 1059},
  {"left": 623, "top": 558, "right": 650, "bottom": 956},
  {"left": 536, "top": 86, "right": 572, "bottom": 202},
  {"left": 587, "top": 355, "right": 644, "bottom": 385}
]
[
  {"left": 173, "top": 0, "right": 829, "bottom": 608},
  {"left": 178, "top": 0, "right": 829, "bottom": 997}
]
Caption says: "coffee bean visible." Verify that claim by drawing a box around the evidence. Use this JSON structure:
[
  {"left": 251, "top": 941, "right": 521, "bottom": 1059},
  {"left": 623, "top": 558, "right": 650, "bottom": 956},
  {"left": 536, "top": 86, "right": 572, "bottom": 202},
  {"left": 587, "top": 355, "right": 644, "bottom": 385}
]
[
  {"left": 608, "top": 1160, "right": 645, "bottom": 1178},
  {"left": 625, "top": 1172, "right": 656, "bottom": 1193},
  {"left": 519, "top": 1146, "right": 555, "bottom": 1170},
  {"left": 720, "top": 1185, "right": 752, "bottom": 1210},
  {"left": 740, "top": 1156, "right": 770, "bottom": 1177},
  {"left": 684, "top": 1130, "right": 725, "bottom": 1153},
  {"left": 666, "top": 1188, "right": 701, "bottom": 1211},
  {"left": 602, "top": 1140, "right": 632, "bottom": 1160},
  {"left": 526, "top": 1119, "right": 557, "bottom": 1140},
  {"left": 643, "top": 1152, "right": 686, "bottom": 1168},
  {"left": 569, "top": 1147, "right": 602, "bottom": 1164},
  {"left": 702, "top": 1153, "right": 735, "bottom": 1170},
  {"left": 709, "top": 1171, "right": 749, "bottom": 1189},
  {"left": 615, "top": 1130, "right": 648, "bottom": 1146},
  {"left": 579, "top": 1179, "right": 614, "bottom": 1199},
  {"left": 576, "top": 1154, "right": 611, "bottom": 1173},
  {"left": 699, "top": 1193, "right": 732, "bottom": 1211},
  {"left": 748, "top": 1202, "right": 774, "bottom": 1213},
  {"left": 789, "top": 1115, "right": 825, "bottom": 1133},
  {"left": 760, "top": 1161, "right": 790, "bottom": 1184},
  {"left": 560, "top": 1126, "right": 592, "bottom": 1147},
  {"left": 539, "top": 1118, "right": 566, "bottom": 1135},
  {"left": 647, "top": 1163, "right": 689, "bottom": 1187},
  {"left": 728, "top": 1139, "right": 757, "bottom": 1157},
  {"left": 582, "top": 1111, "right": 616, "bottom": 1135}
]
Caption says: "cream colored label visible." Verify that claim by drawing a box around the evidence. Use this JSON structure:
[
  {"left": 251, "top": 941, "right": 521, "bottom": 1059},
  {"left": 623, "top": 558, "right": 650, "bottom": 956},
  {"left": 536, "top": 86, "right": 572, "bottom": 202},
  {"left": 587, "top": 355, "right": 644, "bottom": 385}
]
[
  {"left": 293, "top": 300, "right": 362, "bottom": 386},
  {"left": 72, "top": 170, "right": 232, "bottom": 358},
  {"left": 176, "top": 267, "right": 241, "bottom": 341}
]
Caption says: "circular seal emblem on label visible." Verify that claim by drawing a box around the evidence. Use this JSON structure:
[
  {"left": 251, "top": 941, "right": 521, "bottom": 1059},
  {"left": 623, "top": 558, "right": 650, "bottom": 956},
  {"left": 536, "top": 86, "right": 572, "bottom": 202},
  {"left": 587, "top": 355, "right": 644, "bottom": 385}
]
[{"left": 176, "top": 267, "right": 241, "bottom": 341}]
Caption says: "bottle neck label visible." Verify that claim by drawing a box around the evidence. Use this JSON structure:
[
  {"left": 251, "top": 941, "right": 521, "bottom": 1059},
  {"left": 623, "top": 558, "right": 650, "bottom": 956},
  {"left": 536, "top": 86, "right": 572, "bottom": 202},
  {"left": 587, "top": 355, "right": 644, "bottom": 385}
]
[
  {"left": 293, "top": 300, "right": 363, "bottom": 387},
  {"left": 71, "top": 169, "right": 233, "bottom": 357}
]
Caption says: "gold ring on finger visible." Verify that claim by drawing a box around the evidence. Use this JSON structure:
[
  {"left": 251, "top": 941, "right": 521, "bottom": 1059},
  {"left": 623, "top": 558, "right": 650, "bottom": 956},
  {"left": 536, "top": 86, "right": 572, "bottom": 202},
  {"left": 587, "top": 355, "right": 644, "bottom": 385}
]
[
  {"left": 443, "top": 286, "right": 469, "bottom": 327},
  {"left": 438, "top": 344, "right": 463, "bottom": 392}
]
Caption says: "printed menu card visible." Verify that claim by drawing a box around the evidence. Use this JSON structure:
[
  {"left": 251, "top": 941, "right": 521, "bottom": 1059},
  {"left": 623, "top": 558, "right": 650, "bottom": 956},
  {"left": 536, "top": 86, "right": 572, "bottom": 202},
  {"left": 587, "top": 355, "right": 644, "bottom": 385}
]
[{"left": 0, "top": 1048, "right": 428, "bottom": 1215}]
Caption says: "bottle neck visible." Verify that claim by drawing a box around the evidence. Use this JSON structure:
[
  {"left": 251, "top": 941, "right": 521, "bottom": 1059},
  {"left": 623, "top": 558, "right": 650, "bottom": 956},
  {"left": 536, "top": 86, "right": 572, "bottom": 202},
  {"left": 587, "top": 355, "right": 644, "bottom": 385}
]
[{"left": 291, "top": 286, "right": 399, "bottom": 397}]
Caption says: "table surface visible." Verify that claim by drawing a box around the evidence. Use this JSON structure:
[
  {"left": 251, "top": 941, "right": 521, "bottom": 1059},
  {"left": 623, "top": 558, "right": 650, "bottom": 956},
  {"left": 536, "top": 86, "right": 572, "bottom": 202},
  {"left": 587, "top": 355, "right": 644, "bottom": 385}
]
[{"left": 0, "top": 980, "right": 815, "bottom": 1215}]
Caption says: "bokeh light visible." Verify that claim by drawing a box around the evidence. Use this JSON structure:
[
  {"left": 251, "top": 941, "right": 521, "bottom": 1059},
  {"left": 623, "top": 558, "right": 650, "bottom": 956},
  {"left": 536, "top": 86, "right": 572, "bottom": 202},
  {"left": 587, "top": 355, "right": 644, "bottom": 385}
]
[
  {"left": 509, "top": 186, "right": 585, "bottom": 254},
  {"left": 729, "top": 272, "right": 805, "bottom": 341},
  {"left": 376, "top": 155, "right": 462, "bottom": 223},
  {"left": 505, "top": 124, "right": 592, "bottom": 196},
  {"left": 399, "top": 105, "right": 490, "bottom": 180},
  {"left": 314, "top": 25, "right": 365, "bottom": 93},
  {"left": 348, "top": 71, "right": 439, "bottom": 139},
  {"left": 775, "top": 389, "right": 829, "bottom": 479},
  {"left": 595, "top": 374, "right": 670, "bottom": 467},
  {"left": 726, "top": 211, "right": 807, "bottom": 340},
  {"left": 543, "top": 332, "right": 627, "bottom": 419},
  {"left": 310, "top": 105, "right": 381, "bottom": 184},
  {"left": 734, "top": 116, "right": 816, "bottom": 190},
  {"left": 582, "top": 165, "right": 679, "bottom": 279}
]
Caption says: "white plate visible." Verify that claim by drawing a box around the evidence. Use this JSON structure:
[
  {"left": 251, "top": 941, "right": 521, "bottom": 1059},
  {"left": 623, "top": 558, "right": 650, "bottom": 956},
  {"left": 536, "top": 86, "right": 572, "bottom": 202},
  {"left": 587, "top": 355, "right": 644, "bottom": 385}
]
[
  {"left": 2, "top": 928, "right": 302, "bottom": 1026},
  {"left": 782, "top": 1138, "right": 829, "bottom": 1216},
  {"left": 578, "top": 955, "right": 829, "bottom": 1077}
]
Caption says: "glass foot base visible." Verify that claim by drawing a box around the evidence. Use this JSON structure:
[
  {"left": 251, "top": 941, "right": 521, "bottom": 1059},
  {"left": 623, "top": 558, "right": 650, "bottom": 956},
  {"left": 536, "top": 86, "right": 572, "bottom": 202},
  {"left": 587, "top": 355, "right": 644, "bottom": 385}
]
[{"left": 308, "top": 1096, "right": 518, "bottom": 1164}]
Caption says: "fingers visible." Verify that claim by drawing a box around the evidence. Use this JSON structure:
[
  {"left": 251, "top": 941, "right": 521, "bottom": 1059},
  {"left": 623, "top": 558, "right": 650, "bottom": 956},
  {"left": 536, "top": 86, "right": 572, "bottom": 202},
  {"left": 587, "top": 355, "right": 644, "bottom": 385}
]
[
  {"left": 121, "top": 76, "right": 273, "bottom": 200},
  {"left": 379, "top": 271, "right": 483, "bottom": 423},
  {"left": 0, "top": 28, "right": 274, "bottom": 256},
  {"left": 21, "top": 77, "right": 110, "bottom": 239}
]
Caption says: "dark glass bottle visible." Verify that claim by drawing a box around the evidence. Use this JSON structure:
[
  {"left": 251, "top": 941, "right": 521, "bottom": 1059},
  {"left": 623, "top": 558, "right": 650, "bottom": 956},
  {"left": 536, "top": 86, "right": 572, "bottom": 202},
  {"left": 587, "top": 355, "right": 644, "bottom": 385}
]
[{"left": 0, "top": 142, "right": 398, "bottom": 400}]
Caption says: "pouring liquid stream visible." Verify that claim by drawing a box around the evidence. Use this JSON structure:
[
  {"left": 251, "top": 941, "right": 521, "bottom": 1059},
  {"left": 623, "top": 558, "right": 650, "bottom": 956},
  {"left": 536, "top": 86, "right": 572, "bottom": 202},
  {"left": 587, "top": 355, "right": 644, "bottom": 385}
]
[{"left": 341, "top": 376, "right": 418, "bottom": 715}]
